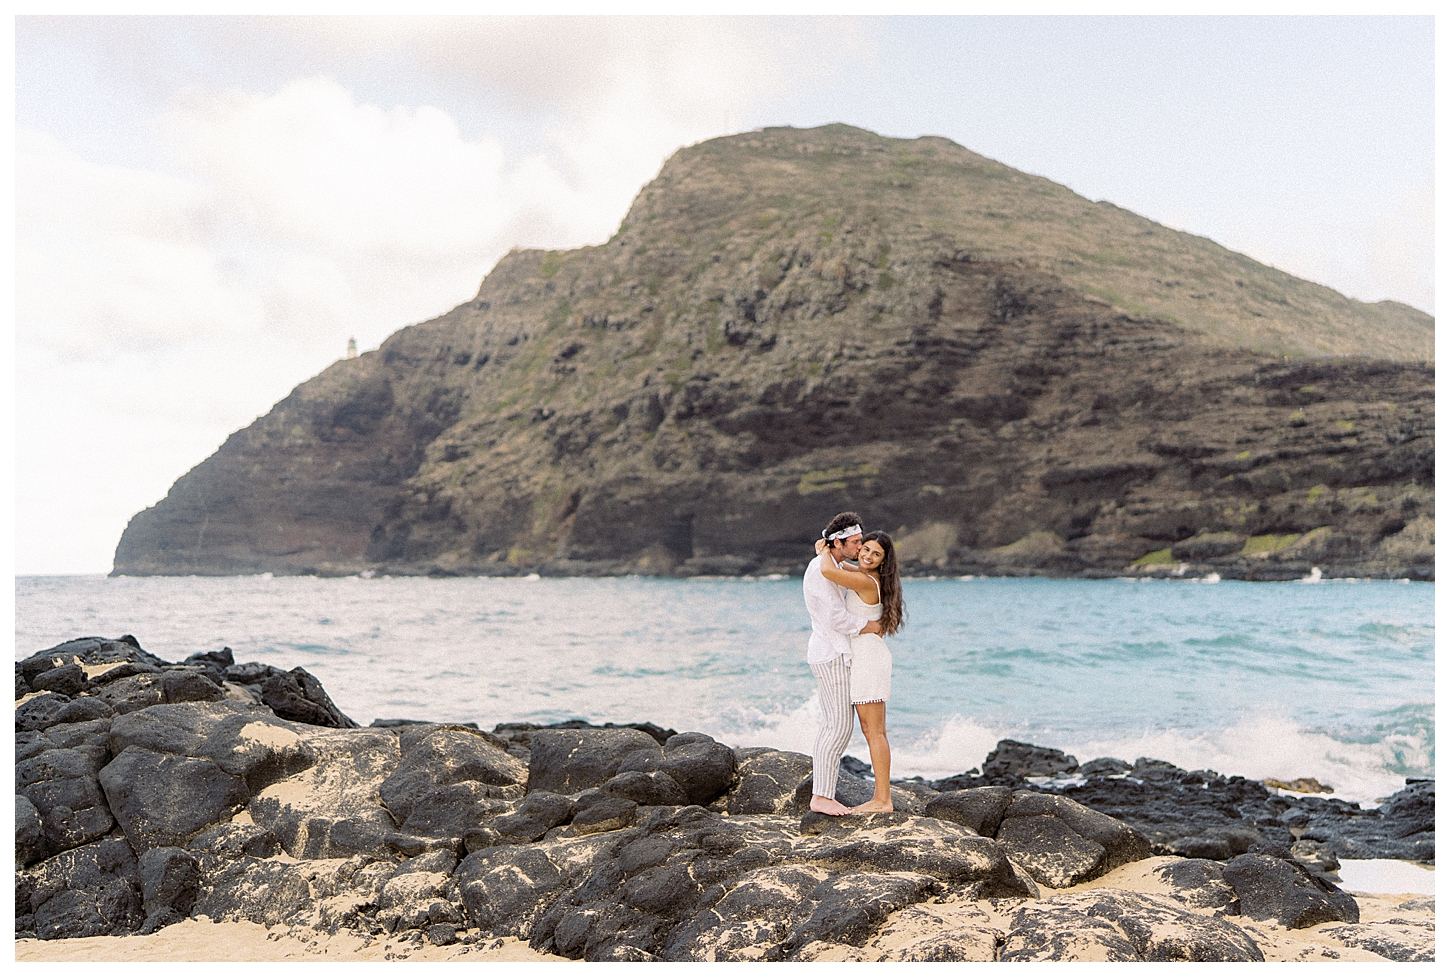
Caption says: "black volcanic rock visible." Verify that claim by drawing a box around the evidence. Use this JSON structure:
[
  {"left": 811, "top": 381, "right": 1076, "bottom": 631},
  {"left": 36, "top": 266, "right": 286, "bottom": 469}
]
[
  {"left": 716, "top": 747, "right": 814, "bottom": 815},
  {"left": 16, "top": 747, "right": 115, "bottom": 855},
  {"left": 379, "top": 726, "right": 526, "bottom": 824},
  {"left": 527, "top": 728, "right": 665, "bottom": 795},
  {"left": 138, "top": 846, "right": 203, "bottom": 919},
  {"left": 994, "top": 791, "right": 1152, "bottom": 887},
  {"left": 924, "top": 786, "right": 1015, "bottom": 836},
  {"left": 1221, "top": 853, "right": 1359, "bottom": 928},
  {"left": 110, "top": 125, "right": 1434, "bottom": 581},
  {"left": 32, "top": 664, "right": 87, "bottom": 697},
  {"left": 99, "top": 747, "right": 250, "bottom": 851},
  {"left": 15, "top": 645, "right": 1434, "bottom": 959},
  {"left": 615, "top": 731, "right": 738, "bottom": 807},
  {"left": 16, "top": 795, "right": 48, "bottom": 868},
  {"left": 1000, "top": 889, "right": 1265, "bottom": 962},
  {"left": 17, "top": 836, "right": 144, "bottom": 940},
  {"left": 488, "top": 791, "right": 574, "bottom": 844},
  {"left": 983, "top": 739, "right": 1079, "bottom": 779}
]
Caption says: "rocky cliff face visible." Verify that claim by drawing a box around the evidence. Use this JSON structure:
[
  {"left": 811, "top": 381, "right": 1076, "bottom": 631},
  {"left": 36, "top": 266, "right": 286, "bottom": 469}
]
[{"left": 113, "top": 125, "right": 1434, "bottom": 579}]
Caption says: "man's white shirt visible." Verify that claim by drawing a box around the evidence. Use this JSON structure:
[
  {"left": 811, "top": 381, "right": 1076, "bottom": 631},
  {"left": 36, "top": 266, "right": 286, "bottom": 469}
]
[{"left": 803, "top": 552, "right": 867, "bottom": 665}]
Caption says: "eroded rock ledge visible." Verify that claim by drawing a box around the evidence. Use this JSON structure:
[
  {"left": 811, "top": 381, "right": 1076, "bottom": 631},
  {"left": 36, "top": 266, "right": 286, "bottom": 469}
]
[{"left": 15, "top": 637, "right": 1434, "bottom": 961}]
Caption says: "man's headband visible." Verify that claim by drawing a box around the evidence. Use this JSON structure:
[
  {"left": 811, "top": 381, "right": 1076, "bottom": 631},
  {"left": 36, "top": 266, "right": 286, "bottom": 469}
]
[{"left": 823, "top": 524, "right": 862, "bottom": 541}]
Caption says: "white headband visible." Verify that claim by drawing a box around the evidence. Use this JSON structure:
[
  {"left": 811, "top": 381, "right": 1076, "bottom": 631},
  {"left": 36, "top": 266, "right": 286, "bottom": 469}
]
[{"left": 823, "top": 524, "right": 862, "bottom": 541}]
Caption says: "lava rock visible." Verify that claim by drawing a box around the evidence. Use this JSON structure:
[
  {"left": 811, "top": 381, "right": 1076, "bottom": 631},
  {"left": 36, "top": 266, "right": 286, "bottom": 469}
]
[
  {"left": 99, "top": 747, "right": 250, "bottom": 851},
  {"left": 1079, "top": 757, "right": 1131, "bottom": 777},
  {"left": 457, "top": 844, "right": 570, "bottom": 938},
  {"left": 1151, "top": 857, "right": 1241, "bottom": 915},
  {"left": 1161, "top": 824, "right": 1266, "bottom": 860},
  {"left": 1221, "top": 853, "right": 1359, "bottom": 928},
  {"left": 16, "top": 794, "right": 48, "bottom": 867},
  {"left": 570, "top": 796, "right": 639, "bottom": 835},
  {"left": 83, "top": 661, "right": 162, "bottom": 686},
  {"left": 857, "top": 901, "right": 1002, "bottom": 961},
  {"left": 427, "top": 923, "right": 459, "bottom": 945},
  {"left": 92, "top": 674, "right": 166, "bottom": 715},
  {"left": 17, "top": 835, "right": 144, "bottom": 940},
  {"left": 380, "top": 726, "right": 526, "bottom": 824},
  {"left": 257, "top": 666, "right": 359, "bottom": 728},
  {"left": 1057, "top": 770, "right": 1296, "bottom": 858},
  {"left": 107, "top": 701, "right": 315, "bottom": 792},
  {"left": 924, "top": 786, "right": 1015, "bottom": 836},
  {"left": 18, "top": 636, "right": 165, "bottom": 686},
  {"left": 490, "top": 791, "right": 575, "bottom": 843},
  {"left": 51, "top": 697, "right": 116, "bottom": 726},
  {"left": 16, "top": 693, "right": 77, "bottom": 732},
  {"left": 982, "top": 739, "right": 1079, "bottom": 780},
  {"left": 994, "top": 791, "right": 1151, "bottom": 887},
  {"left": 16, "top": 747, "right": 116, "bottom": 854},
  {"left": 798, "top": 817, "right": 1036, "bottom": 896},
  {"left": 160, "top": 670, "right": 228, "bottom": 704},
  {"left": 186, "top": 821, "right": 283, "bottom": 860},
  {"left": 1299, "top": 781, "right": 1437, "bottom": 862},
  {"left": 18, "top": 717, "right": 113, "bottom": 771},
  {"left": 1290, "top": 838, "right": 1340, "bottom": 875},
  {"left": 138, "top": 846, "right": 203, "bottom": 917},
  {"left": 777, "top": 871, "right": 943, "bottom": 958},
  {"left": 32, "top": 664, "right": 87, "bottom": 697},
  {"left": 662, "top": 863, "right": 832, "bottom": 961},
  {"left": 184, "top": 647, "right": 235, "bottom": 666},
  {"left": 248, "top": 729, "right": 401, "bottom": 860},
  {"left": 399, "top": 781, "right": 514, "bottom": 839},
  {"left": 1319, "top": 920, "right": 1435, "bottom": 962},
  {"left": 601, "top": 770, "right": 690, "bottom": 807},
  {"left": 997, "top": 814, "right": 1107, "bottom": 889},
  {"left": 138, "top": 907, "right": 185, "bottom": 934},
  {"left": 527, "top": 727, "right": 664, "bottom": 795},
  {"left": 616, "top": 731, "right": 738, "bottom": 807},
  {"left": 1001, "top": 889, "right": 1264, "bottom": 962}
]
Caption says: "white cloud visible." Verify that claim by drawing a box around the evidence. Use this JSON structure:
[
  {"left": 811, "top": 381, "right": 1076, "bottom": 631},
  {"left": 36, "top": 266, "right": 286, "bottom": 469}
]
[
  {"left": 15, "top": 19, "right": 876, "bottom": 573},
  {"left": 165, "top": 78, "right": 553, "bottom": 260},
  {"left": 15, "top": 129, "right": 263, "bottom": 360}
]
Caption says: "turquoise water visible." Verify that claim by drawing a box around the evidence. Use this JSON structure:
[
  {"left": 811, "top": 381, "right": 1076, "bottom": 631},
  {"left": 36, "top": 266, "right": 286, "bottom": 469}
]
[{"left": 15, "top": 574, "right": 1433, "bottom": 804}]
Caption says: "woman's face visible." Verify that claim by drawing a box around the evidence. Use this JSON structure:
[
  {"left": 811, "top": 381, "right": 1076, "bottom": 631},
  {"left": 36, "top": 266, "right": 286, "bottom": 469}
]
[{"left": 858, "top": 540, "right": 886, "bottom": 570}]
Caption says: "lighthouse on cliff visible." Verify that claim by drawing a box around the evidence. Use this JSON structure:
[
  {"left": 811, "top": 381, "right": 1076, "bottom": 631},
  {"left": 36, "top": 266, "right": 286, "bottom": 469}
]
[{"left": 346, "top": 337, "right": 357, "bottom": 359}]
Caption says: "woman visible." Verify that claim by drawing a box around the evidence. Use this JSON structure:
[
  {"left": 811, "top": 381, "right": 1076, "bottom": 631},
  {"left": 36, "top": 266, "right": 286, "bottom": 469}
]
[{"left": 812, "top": 530, "right": 905, "bottom": 812}]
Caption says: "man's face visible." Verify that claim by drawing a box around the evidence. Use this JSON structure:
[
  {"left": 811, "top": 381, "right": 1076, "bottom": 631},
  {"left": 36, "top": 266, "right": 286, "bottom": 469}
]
[{"left": 836, "top": 534, "right": 863, "bottom": 560}]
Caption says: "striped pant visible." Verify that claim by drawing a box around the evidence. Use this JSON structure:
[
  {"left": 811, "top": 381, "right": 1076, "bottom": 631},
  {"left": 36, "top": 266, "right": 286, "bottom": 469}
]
[{"left": 809, "top": 656, "right": 854, "bottom": 798}]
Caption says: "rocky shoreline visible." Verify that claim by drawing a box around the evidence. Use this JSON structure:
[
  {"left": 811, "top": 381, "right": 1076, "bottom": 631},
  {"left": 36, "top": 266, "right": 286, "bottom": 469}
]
[{"left": 16, "top": 636, "right": 1435, "bottom": 961}]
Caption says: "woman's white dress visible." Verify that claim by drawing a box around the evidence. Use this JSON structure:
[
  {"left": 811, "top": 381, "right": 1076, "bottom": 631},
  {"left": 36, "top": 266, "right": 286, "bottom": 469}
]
[{"left": 847, "top": 585, "right": 890, "bottom": 704}]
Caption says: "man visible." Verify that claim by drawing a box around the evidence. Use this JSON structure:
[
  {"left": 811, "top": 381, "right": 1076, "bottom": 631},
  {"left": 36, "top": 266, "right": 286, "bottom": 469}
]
[{"left": 803, "top": 511, "right": 884, "bottom": 815}]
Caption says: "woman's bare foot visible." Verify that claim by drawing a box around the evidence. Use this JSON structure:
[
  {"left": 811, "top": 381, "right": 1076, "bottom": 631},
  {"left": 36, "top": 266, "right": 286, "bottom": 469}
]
[
  {"left": 810, "top": 795, "right": 854, "bottom": 816},
  {"left": 851, "top": 799, "right": 894, "bottom": 814}
]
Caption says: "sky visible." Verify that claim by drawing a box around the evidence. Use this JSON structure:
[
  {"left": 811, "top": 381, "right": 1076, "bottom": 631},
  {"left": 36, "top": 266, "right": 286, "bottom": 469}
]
[{"left": 10, "top": 14, "right": 1437, "bottom": 576}]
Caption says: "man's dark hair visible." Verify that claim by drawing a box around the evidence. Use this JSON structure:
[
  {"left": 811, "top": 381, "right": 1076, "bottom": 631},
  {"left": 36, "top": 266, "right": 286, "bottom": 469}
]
[{"left": 822, "top": 511, "right": 863, "bottom": 543}]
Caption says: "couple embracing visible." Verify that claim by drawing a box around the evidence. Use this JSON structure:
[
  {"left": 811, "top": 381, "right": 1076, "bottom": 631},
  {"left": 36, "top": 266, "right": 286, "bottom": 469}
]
[{"left": 802, "top": 511, "right": 906, "bottom": 816}]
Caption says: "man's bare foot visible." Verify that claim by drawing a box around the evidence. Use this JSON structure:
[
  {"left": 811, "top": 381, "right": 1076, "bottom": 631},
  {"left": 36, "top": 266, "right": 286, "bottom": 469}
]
[
  {"left": 851, "top": 800, "right": 894, "bottom": 814},
  {"left": 810, "top": 795, "right": 853, "bottom": 816}
]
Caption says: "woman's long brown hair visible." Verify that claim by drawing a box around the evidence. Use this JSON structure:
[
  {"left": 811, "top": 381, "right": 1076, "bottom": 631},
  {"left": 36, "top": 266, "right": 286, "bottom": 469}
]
[{"left": 863, "top": 531, "right": 905, "bottom": 635}]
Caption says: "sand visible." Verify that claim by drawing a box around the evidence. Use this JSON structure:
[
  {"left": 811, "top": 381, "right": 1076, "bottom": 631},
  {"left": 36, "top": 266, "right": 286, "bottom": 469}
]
[
  {"left": 1336, "top": 858, "right": 1435, "bottom": 896},
  {"left": 1054, "top": 856, "right": 1435, "bottom": 963},
  {"left": 15, "top": 917, "right": 573, "bottom": 963}
]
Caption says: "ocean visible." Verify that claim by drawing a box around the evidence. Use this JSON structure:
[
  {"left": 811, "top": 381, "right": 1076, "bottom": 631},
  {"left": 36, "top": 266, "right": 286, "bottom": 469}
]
[{"left": 14, "top": 574, "right": 1433, "bottom": 806}]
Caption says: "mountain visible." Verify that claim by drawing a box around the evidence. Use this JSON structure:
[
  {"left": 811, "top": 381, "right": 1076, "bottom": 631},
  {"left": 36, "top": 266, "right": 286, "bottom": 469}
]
[{"left": 113, "top": 125, "right": 1434, "bottom": 580}]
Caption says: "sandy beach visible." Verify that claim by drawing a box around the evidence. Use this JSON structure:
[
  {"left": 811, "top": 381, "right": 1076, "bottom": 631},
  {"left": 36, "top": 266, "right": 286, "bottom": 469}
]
[{"left": 15, "top": 917, "right": 572, "bottom": 962}]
